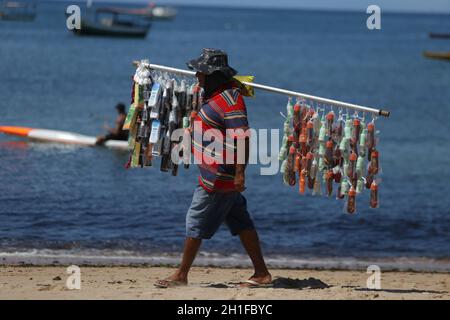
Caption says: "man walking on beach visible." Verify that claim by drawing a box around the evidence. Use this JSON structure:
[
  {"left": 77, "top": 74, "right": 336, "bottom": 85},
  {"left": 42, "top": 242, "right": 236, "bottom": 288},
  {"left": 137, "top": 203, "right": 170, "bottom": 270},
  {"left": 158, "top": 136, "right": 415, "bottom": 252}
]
[{"left": 155, "top": 48, "right": 271, "bottom": 288}]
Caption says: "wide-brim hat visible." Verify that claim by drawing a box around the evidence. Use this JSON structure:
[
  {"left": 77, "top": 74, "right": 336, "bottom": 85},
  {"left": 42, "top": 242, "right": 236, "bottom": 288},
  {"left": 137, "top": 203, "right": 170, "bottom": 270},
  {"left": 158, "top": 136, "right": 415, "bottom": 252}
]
[{"left": 187, "top": 48, "right": 238, "bottom": 79}]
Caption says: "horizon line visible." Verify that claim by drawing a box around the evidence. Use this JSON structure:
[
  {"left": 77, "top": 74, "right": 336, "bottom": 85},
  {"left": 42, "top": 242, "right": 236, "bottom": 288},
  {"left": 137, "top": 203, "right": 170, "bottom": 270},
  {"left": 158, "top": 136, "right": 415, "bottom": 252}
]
[{"left": 42, "top": 0, "right": 450, "bottom": 15}]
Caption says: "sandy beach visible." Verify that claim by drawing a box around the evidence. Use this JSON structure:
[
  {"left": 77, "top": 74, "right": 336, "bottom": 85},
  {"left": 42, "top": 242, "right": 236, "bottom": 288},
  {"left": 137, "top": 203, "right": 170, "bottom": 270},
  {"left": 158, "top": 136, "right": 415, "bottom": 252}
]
[{"left": 0, "top": 266, "right": 448, "bottom": 300}]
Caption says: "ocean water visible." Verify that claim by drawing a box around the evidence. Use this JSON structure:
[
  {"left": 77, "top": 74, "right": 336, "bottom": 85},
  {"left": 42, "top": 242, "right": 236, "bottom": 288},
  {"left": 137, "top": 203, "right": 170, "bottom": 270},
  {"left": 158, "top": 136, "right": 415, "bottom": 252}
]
[{"left": 1, "top": 2, "right": 450, "bottom": 271}]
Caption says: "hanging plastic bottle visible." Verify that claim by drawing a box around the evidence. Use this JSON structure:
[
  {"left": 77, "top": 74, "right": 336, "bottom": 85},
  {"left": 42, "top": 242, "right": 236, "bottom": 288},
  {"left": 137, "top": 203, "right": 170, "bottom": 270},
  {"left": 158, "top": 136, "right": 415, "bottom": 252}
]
[
  {"left": 344, "top": 116, "right": 352, "bottom": 140},
  {"left": 282, "top": 136, "right": 294, "bottom": 180},
  {"left": 279, "top": 128, "right": 293, "bottom": 163},
  {"left": 333, "top": 165, "right": 342, "bottom": 183},
  {"left": 293, "top": 102, "right": 301, "bottom": 141},
  {"left": 286, "top": 146, "right": 297, "bottom": 186},
  {"left": 336, "top": 184, "right": 345, "bottom": 199},
  {"left": 286, "top": 97, "right": 294, "bottom": 119},
  {"left": 306, "top": 119, "right": 314, "bottom": 148},
  {"left": 318, "top": 157, "right": 325, "bottom": 172},
  {"left": 333, "top": 147, "right": 342, "bottom": 168},
  {"left": 347, "top": 185, "right": 357, "bottom": 214},
  {"left": 367, "top": 121, "right": 376, "bottom": 161},
  {"left": 313, "top": 175, "right": 322, "bottom": 196},
  {"left": 280, "top": 159, "right": 287, "bottom": 174},
  {"left": 348, "top": 152, "right": 357, "bottom": 179},
  {"left": 326, "top": 110, "right": 335, "bottom": 137},
  {"left": 294, "top": 153, "right": 301, "bottom": 173},
  {"left": 318, "top": 116, "right": 327, "bottom": 143},
  {"left": 334, "top": 111, "right": 344, "bottom": 143},
  {"left": 356, "top": 155, "right": 365, "bottom": 177},
  {"left": 309, "top": 158, "right": 318, "bottom": 179},
  {"left": 356, "top": 177, "right": 364, "bottom": 194},
  {"left": 322, "top": 169, "right": 328, "bottom": 185},
  {"left": 343, "top": 161, "right": 349, "bottom": 178},
  {"left": 305, "top": 152, "right": 314, "bottom": 174},
  {"left": 279, "top": 135, "right": 288, "bottom": 162},
  {"left": 308, "top": 175, "right": 315, "bottom": 190},
  {"left": 340, "top": 178, "right": 349, "bottom": 196},
  {"left": 324, "top": 140, "right": 334, "bottom": 167},
  {"left": 313, "top": 112, "right": 322, "bottom": 141},
  {"left": 279, "top": 99, "right": 294, "bottom": 161},
  {"left": 308, "top": 107, "right": 316, "bottom": 119},
  {"left": 299, "top": 127, "right": 308, "bottom": 155},
  {"left": 339, "top": 136, "right": 349, "bottom": 153},
  {"left": 369, "top": 149, "right": 379, "bottom": 175},
  {"left": 370, "top": 180, "right": 379, "bottom": 208},
  {"left": 182, "top": 127, "right": 190, "bottom": 169},
  {"left": 359, "top": 126, "right": 367, "bottom": 157},
  {"left": 326, "top": 169, "right": 334, "bottom": 196},
  {"left": 300, "top": 154, "right": 308, "bottom": 174},
  {"left": 351, "top": 118, "right": 361, "bottom": 153},
  {"left": 318, "top": 141, "right": 326, "bottom": 157},
  {"left": 299, "top": 170, "right": 306, "bottom": 194},
  {"left": 300, "top": 101, "right": 308, "bottom": 128},
  {"left": 365, "top": 172, "right": 374, "bottom": 189}
]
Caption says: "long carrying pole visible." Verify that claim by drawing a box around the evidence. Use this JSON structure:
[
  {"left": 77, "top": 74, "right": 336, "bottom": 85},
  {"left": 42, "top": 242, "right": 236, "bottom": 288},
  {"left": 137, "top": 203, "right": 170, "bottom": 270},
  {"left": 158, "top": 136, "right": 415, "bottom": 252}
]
[{"left": 134, "top": 61, "right": 390, "bottom": 118}]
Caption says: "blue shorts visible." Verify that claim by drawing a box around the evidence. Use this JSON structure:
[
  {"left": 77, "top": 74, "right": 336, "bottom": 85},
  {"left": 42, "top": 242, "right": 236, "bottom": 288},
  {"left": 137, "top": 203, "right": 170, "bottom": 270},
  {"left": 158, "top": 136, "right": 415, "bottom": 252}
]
[{"left": 186, "top": 185, "right": 255, "bottom": 239}]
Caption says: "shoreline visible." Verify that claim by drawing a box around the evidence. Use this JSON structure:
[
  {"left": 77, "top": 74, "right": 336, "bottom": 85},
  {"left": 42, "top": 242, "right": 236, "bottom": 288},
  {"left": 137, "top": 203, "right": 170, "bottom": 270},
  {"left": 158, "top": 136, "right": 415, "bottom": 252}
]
[
  {"left": 0, "top": 266, "right": 448, "bottom": 300},
  {"left": 2, "top": 251, "right": 450, "bottom": 273}
]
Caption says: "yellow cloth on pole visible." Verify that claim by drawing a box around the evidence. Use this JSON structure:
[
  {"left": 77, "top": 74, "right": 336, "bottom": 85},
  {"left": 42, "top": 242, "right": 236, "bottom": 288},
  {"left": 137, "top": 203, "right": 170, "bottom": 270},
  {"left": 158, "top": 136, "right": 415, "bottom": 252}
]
[{"left": 232, "top": 75, "right": 255, "bottom": 97}]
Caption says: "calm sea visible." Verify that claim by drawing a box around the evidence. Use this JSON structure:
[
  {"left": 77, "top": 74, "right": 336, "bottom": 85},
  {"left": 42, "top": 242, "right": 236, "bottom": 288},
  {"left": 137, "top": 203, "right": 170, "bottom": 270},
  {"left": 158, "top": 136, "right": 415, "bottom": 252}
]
[{"left": 1, "top": 2, "right": 450, "bottom": 271}]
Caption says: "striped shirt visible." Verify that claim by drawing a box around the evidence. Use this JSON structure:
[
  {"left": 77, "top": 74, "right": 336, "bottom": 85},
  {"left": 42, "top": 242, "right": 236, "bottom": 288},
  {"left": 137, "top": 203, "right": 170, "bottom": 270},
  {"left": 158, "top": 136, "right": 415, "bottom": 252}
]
[{"left": 193, "top": 83, "right": 249, "bottom": 193}]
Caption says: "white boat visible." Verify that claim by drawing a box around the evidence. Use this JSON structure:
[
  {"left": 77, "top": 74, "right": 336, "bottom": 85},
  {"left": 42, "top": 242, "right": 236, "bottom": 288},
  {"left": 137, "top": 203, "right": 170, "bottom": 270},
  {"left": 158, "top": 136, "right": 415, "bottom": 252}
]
[{"left": 0, "top": 126, "right": 129, "bottom": 150}]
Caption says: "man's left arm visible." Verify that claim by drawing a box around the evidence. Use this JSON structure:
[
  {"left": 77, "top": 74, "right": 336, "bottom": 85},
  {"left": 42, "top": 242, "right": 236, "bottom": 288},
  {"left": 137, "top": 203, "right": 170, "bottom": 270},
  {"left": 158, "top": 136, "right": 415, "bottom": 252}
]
[
  {"left": 224, "top": 98, "right": 250, "bottom": 193},
  {"left": 234, "top": 137, "right": 249, "bottom": 192}
]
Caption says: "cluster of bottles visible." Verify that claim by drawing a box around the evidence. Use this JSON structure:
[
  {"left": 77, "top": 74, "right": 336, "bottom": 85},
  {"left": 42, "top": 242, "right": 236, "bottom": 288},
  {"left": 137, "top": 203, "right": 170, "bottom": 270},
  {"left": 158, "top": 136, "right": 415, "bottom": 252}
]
[
  {"left": 279, "top": 98, "right": 381, "bottom": 214},
  {"left": 124, "top": 67, "right": 203, "bottom": 175}
]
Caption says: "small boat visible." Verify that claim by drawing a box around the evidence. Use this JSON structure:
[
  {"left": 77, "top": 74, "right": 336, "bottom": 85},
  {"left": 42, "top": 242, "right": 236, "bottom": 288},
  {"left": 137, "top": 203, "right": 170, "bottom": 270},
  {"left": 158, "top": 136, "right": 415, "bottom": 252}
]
[
  {"left": 423, "top": 51, "right": 450, "bottom": 61},
  {"left": 429, "top": 33, "right": 450, "bottom": 40},
  {"left": 0, "top": 126, "right": 129, "bottom": 150},
  {"left": 0, "top": 0, "right": 36, "bottom": 21},
  {"left": 151, "top": 6, "right": 177, "bottom": 20},
  {"left": 72, "top": 7, "right": 151, "bottom": 38},
  {"left": 99, "top": 2, "right": 177, "bottom": 21}
]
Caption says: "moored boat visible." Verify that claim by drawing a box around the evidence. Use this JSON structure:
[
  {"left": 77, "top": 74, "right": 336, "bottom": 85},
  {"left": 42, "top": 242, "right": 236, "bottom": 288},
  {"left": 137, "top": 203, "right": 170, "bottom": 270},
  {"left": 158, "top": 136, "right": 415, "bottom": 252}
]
[
  {"left": 71, "top": 6, "right": 151, "bottom": 38},
  {"left": 423, "top": 51, "right": 450, "bottom": 61},
  {"left": 0, "top": 0, "right": 36, "bottom": 21},
  {"left": 429, "top": 33, "right": 450, "bottom": 40}
]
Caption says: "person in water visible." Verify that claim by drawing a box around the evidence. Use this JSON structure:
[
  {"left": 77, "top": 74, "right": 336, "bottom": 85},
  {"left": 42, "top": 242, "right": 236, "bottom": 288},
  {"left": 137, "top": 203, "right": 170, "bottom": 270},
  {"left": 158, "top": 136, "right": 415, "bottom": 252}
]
[
  {"left": 96, "top": 103, "right": 129, "bottom": 145},
  {"left": 154, "top": 48, "right": 272, "bottom": 288}
]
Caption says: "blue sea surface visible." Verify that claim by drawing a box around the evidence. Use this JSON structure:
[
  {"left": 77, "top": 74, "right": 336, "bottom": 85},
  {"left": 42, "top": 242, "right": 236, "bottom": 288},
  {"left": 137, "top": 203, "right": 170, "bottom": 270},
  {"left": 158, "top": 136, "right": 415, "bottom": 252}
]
[{"left": 1, "top": 2, "right": 450, "bottom": 270}]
